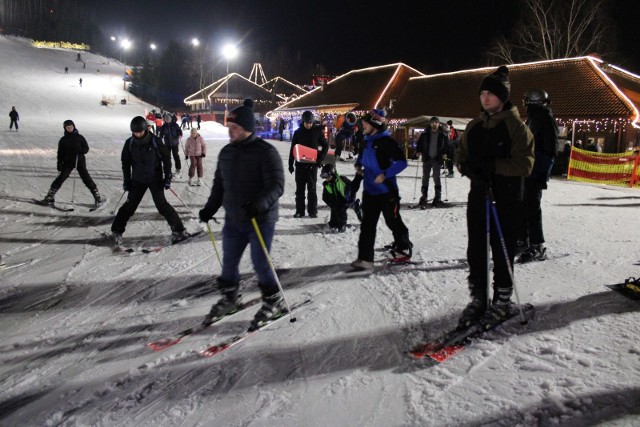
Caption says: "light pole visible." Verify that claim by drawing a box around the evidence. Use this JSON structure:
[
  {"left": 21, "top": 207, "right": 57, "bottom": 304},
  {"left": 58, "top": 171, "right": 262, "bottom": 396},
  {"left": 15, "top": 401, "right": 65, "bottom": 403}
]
[
  {"left": 121, "top": 39, "right": 131, "bottom": 90},
  {"left": 222, "top": 43, "right": 238, "bottom": 126}
]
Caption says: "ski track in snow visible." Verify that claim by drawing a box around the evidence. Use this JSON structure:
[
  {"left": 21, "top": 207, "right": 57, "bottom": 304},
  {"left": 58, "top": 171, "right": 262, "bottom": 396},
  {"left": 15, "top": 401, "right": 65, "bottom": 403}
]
[{"left": 1, "top": 35, "right": 640, "bottom": 426}]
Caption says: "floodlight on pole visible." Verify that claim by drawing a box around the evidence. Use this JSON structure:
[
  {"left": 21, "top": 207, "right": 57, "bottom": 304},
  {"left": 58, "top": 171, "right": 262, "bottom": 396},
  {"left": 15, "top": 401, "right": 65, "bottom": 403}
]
[
  {"left": 121, "top": 39, "right": 131, "bottom": 90},
  {"left": 192, "top": 38, "right": 200, "bottom": 47},
  {"left": 222, "top": 43, "right": 238, "bottom": 126},
  {"left": 150, "top": 43, "right": 156, "bottom": 50}
]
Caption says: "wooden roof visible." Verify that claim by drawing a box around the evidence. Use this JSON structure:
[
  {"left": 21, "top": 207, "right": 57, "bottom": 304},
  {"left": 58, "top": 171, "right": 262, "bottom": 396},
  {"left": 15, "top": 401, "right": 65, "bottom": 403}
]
[
  {"left": 260, "top": 77, "right": 307, "bottom": 97},
  {"left": 274, "top": 63, "right": 425, "bottom": 113},
  {"left": 184, "top": 73, "right": 283, "bottom": 111},
  {"left": 392, "top": 57, "right": 640, "bottom": 123}
]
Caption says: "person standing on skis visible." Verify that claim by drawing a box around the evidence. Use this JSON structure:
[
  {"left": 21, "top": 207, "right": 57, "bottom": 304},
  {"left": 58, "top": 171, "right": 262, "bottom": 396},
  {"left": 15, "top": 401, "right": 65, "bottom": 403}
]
[
  {"left": 455, "top": 66, "right": 534, "bottom": 329},
  {"left": 350, "top": 108, "right": 412, "bottom": 270},
  {"left": 198, "top": 99, "right": 285, "bottom": 331}
]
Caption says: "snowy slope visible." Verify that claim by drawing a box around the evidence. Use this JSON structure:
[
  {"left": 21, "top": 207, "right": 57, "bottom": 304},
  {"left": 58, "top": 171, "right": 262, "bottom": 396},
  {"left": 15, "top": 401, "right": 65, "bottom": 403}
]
[{"left": 1, "top": 35, "right": 640, "bottom": 427}]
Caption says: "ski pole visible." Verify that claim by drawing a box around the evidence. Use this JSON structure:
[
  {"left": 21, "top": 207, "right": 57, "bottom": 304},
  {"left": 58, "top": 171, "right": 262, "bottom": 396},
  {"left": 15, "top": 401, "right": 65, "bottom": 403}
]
[
  {"left": 485, "top": 192, "right": 491, "bottom": 310},
  {"left": 205, "top": 222, "right": 222, "bottom": 268},
  {"left": 412, "top": 157, "right": 421, "bottom": 200},
  {"left": 250, "top": 217, "right": 296, "bottom": 323},
  {"left": 169, "top": 188, "right": 198, "bottom": 220},
  {"left": 111, "top": 190, "right": 127, "bottom": 215},
  {"left": 444, "top": 172, "right": 449, "bottom": 202},
  {"left": 487, "top": 187, "right": 527, "bottom": 325},
  {"left": 71, "top": 169, "right": 77, "bottom": 204}
]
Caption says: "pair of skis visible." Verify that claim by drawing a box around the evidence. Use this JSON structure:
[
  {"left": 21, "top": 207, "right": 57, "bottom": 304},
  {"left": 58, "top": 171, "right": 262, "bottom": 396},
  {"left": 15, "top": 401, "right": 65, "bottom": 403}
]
[
  {"left": 112, "top": 229, "right": 205, "bottom": 254},
  {"left": 146, "top": 298, "right": 312, "bottom": 358},
  {"left": 409, "top": 303, "right": 535, "bottom": 362}
]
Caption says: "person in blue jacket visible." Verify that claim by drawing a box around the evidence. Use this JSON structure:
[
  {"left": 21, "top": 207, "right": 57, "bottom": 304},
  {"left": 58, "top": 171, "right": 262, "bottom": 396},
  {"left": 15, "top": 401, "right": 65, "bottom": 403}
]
[{"left": 350, "top": 108, "right": 412, "bottom": 270}]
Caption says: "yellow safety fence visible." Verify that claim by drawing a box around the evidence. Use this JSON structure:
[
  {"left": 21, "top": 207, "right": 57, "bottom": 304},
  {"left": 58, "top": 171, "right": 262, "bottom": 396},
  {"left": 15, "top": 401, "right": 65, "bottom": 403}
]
[
  {"left": 568, "top": 147, "right": 640, "bottom": 188},
  {"left": 32, "top": 40, "right": 90, "bottom": 50}
]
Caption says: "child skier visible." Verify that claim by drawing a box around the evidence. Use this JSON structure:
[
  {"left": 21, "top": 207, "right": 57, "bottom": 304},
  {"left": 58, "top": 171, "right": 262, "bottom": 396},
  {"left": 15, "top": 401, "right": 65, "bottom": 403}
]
[{"left": 320, "top": 164, "right": 362, "bottom": 232}]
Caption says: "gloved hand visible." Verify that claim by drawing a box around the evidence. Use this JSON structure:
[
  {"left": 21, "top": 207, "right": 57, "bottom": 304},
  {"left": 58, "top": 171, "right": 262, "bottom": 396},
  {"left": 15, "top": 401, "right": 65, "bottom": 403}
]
[
  {"left": 163, "top": 177, "right": 171, "bottom": 190},
  {"left": 57, "top": 161, "right": 64, "bottom": 172},
  {"left": 185, "top": 155, "right": 188, "bottom": 160},
  {"left": 242, "top": 200, "right": 259, "bottom": 218},
  {"left": 123, "top": 180, "right": 131, "bottom": 191},
  {"left": 201, "top": 153, "right": 205, "bottom": 158},
  {"left": 198, "top": 207, "right": 216, "bottom": 223},
  {"left": 288, "top": 165, "right": 294, "bottom": 174}
]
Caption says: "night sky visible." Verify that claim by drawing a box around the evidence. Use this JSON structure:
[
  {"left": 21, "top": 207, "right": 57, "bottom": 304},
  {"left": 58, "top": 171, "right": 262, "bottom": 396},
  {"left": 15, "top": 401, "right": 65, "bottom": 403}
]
[{"left": 94, "top": 0, "right": 640, "bottom": 78}]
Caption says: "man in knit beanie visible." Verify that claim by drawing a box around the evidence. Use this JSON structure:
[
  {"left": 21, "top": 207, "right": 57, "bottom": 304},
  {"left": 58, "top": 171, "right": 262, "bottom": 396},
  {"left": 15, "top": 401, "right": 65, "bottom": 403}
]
[
  {"left": 199, "top": 98, "right": 287, "bottom": 331},
  {"left": 454, "top": 66, "right": 535, "bottom": 329}
]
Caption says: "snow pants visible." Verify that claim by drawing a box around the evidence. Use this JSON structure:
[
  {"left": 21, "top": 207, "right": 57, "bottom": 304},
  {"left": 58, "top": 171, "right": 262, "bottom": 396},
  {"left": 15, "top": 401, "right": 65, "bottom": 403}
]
[
  {"left": 111, "top": 180, "right": 184, "bottom": 234},
  {"left": 170, "top": 144, "right": 182, "bottom": 172},
  {"left": 294, "top": 163, "right": 319, "bottom": 216},
  {"left": 51, "top": 165, "right": 97, "bottom": 194},
  {"left": 521, "top": 178, "right": 544, "bottom": 245},
  {"left": 421, "top": 158, "right": 442, "bottom": 199}
]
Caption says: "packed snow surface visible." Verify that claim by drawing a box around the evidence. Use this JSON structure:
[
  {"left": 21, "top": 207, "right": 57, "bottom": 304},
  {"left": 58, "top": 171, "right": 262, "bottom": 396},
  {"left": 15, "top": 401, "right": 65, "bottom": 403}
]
[{"left": 1, "top": 36, "right": 639, "bottom": 426}]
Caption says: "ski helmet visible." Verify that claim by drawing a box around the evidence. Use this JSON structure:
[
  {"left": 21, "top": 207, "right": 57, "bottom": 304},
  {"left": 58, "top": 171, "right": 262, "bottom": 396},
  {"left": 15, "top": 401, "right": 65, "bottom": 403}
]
[
  {"left": 523, "top": 89, "right": 550, "bottom": 107},
  {"left": 130, "top": 116, "right": 148, "bottom": 133},
  {"left": 345, "top": 112, "right": 357, "bottom": 125},
  {"left": 320, "top": 163, "right": 335, "bottom": 179}
]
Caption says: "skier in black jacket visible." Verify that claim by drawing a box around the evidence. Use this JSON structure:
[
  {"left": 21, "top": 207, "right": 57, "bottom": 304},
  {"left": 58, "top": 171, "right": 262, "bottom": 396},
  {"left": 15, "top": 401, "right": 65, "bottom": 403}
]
[
  {"left": 110, "top": 116, "right": 186, "bottom": 245},
  {"left": 198, "top": 99, "right": 285, "bottom": 330},
  {"left": 42, "top": 120, "right": 101, "bottom": 206},
  {"left": 157, "top": 113, "right": 183, "bottom": 176},
  {"left": 288, "top": 111, "right": 329, "bottom": 218}
]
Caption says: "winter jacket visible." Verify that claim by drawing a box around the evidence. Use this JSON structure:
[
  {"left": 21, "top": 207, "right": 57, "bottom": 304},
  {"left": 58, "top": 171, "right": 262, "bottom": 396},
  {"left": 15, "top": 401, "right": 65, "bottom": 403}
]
[
  {"left": 158, "top": 121, "right": 183, "bottom": 147},
  {"left": 57, "top": 129, "right": 89, "bottom": 170},
  {"left": 9, "top": 110, "right": 19, "bottom": 121},
  {"left": 322, "top": 172, "right": 352, "bottom": 209},
  {"left": 204, "top": 133, "right": 284, "bottom": 224},
  {"left": 355, "top": 130, "right": 407, "bottom": 196},
  {"left": 121, "top": 130, "right": 172, "bottom": 185},
  {"left": 416, "top": 129, "right": 451, "bottom": 161},
  {"left": 456, "top": 102, "right": 534, "bottom": 180},
  {"left": 526, "top": 105, "right": 559, "bottom": 188},
  {"left": 288, "top": 124, "right": 329, "bottom": 168},
  {"left": 185, "top": 134, "right": 206, "bottom": 157}
]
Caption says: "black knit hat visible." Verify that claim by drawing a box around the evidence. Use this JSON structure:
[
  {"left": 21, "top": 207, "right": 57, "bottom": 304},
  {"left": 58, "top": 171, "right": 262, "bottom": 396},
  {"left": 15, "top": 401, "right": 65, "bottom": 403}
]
[
  {"left": 479, "top": 65, "right": 510, "bottom": 103},
  {"left": 63, "top": 119, "right": 75, "bottom": 129},
  {"left": 301, "top": 110, "right": 314, "bottom": 123},
  {"left": 361, "top": 108, "right": 387, "bottom": 131},
  {"left": 227, "top": 98, "right": 255, "bottom": 132}
]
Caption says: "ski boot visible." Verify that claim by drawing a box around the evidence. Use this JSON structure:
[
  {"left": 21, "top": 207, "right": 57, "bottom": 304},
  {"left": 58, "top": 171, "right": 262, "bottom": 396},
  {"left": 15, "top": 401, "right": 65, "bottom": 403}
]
[
  {"left": 418, "top": 195, "right": 428, "bottom": 209},
  {"left": 171, "top": 229, "right": 189, "bottom": 244},
  {"left": 249, "top": 292, "right": 287, "bottom": 331},
  {"left": 43, "top": 188, "right": 57, "bottom": 205},
  {"left": 203, "top": 281, "right": 240, "bottom": 325},
  {"left": 111, "top": 232, "right": 123, "bottom": 247},
  {"left": 431, "top": 196, "right": 443, "bottom": 208},
  {"left": 457, "top": 298, "right": 487, "bottom": 330},
  {"left": 350, "top": 259, "right": 374, "bottom": 270},
  {"left": 92, "top": 188, "right": 102, "bottom": 207},
  {"left": 517, "top": 244, "right": 547, "bottom": 263},
  {"left": 389, "top": 243, "right": 412, "bottom": 264},
  {"left": 479, "top": 287, "right": 513, "bottom": 329}
]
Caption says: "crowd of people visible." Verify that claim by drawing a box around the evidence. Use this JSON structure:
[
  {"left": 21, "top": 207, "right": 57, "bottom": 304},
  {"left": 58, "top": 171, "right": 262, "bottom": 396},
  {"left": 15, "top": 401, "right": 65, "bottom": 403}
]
[{"left": 28, "top": 63, "right": 564, "bottom": 332}]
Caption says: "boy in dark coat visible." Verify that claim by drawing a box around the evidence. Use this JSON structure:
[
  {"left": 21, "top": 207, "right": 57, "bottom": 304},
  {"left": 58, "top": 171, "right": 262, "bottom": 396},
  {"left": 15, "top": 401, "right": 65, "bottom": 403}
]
[
  {"left": 43, "top": 120, "right": 101, "bottom": 206},
  {"left": 111, "top": 116, "right": 186, "bottom": 245},
  {"left": 158, "top": 113, "right": 183, "bottom": 176},
  {"left": 9, "top": 107, "right": 19, "bottom": 131}
]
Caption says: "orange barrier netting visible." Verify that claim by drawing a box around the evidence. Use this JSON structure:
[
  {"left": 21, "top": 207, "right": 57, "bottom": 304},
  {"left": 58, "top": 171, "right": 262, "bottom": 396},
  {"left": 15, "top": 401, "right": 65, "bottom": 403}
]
[{"left": 568, "top": 147, "right": 640, "bottom": 188}]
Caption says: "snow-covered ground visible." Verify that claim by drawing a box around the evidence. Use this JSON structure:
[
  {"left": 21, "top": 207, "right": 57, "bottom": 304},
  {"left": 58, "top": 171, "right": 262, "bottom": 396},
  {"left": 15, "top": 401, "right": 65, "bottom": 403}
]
[{"left": 1, "top": 35, "right": 640, "bottom": 427}]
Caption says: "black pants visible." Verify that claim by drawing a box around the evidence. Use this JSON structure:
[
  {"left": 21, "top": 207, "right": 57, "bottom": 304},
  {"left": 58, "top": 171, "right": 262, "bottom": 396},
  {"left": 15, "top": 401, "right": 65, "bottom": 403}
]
[
  {"left": 51, "top": 166, "right": 97, "bottom": 193},
  {"left": 10, "top": 119, "right": 18, "bottom": 130},
  {"left": 357, "top": 191, "right": 410, "bottom": 262},
  {"left": 466, "top": 178, "right": 523, "bottom": 301},
  {"left": 522, "top": 178, "right": 544, "bottom": 245},
  {"left": 294, "top": 163, "right": 318, "bottom": 215},
  {"left": 328, "top": 203, "right": 348, "bottom": 228},
  {"left": 111, "top": 180, "right": 184, "bottom": 234},
  {"left": 170, "top": 144, "right": 182, "bottom": 171}
]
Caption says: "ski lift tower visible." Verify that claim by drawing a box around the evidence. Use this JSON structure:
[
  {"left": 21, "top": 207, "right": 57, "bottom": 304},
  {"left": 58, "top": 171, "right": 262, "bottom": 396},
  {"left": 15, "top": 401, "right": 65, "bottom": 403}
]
[{"left": 249, "top": 63, "right": 268, "bottom": 86}]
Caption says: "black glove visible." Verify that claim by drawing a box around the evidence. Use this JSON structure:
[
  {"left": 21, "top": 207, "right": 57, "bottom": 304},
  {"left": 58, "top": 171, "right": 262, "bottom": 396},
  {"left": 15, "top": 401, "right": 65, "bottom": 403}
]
[
  {"left": 242, "top": 200, "right": 259, "bottom": 218},
  {"left": 163, "top": 177, "right": 171, "bottom": 190},
  {"left": 198, "top": 207, "right": 215, "bottom": 223},
  {"left": 201, "top": 153, "right": 205, "bottom": 158},
  {"left": 185, "top": 155, "right": 188, "bottom": 160},
  {"left": 123, "top": 180, "right": 131, "bottom": 191},
  {"left": 57, "top": 162, "right": 64, "bottom": 172},
  {"left": 288, "top": 165, "right": 294, "bottom": 174}
]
